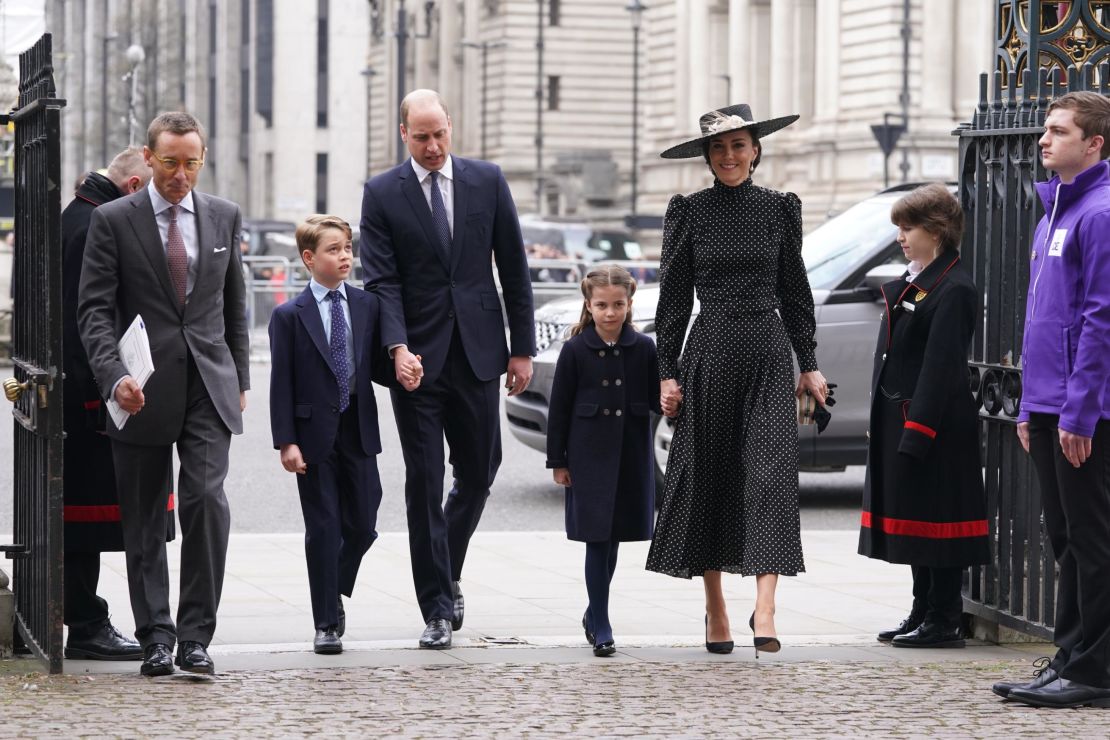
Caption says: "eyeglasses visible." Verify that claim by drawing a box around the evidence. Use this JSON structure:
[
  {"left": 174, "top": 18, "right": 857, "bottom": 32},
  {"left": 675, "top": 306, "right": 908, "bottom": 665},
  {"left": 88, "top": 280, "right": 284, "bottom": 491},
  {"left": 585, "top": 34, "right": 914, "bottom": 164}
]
[{"left": 152, "top": 155, "right": 205, "bottom": 173}]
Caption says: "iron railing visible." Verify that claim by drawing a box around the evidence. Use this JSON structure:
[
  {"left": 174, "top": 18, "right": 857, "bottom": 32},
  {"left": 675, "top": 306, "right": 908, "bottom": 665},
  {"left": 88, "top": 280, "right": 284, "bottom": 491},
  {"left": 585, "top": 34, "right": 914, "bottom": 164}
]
[
  {"left": 957, "top": 0, "right": 1110, "bottom": 639},
  {"left": 0, "top": 34, "right": 67, "bottom": 673}
]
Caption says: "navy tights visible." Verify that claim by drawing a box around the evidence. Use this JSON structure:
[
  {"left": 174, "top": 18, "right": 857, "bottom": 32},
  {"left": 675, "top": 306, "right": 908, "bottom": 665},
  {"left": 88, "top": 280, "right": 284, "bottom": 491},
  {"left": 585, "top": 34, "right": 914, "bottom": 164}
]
[{"left": 584, "top": 539, "right": 620, "bottom": 644}]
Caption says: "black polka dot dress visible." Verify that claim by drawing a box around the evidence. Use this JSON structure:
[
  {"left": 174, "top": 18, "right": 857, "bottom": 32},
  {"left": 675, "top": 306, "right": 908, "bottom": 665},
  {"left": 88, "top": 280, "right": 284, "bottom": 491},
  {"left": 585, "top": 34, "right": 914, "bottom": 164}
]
[{"left": 645, "top": 178, "right": 818, "bottom": 579}]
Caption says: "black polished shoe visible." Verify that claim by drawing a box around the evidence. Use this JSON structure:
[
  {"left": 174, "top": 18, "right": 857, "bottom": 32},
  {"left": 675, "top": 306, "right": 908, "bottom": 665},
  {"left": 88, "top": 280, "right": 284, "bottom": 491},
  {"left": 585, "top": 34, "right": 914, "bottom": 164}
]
[
  {"left": 174, "top": 640, "right": 216, "bottom": 674},
  {"left": 891, "top": 621, "right": 964, "bottom": 649},
  {"left": 705, "top": 614, "right": 734, "bottom": 654},
  {"left": 419, "top": 618, "right": 452, "bottom": 649},
  {"left": 582, "top": 611, "right": 596, "bottom": 647},
  {"left": 139, "top": 643, "right": 174, "bottom": 677},
  {"left": 314, "top": 628, "right": 343, "bottom": 655},
  {"left": 992, "top": 657, "right": 1056, "bottom": 699},
  {"left": 451, "top": 581, "right": 465, "bottom": 631},
  {"left": 64, "top": 621, "right": 143, "bottom": 661},
  {"left": 593, "top": 640, "right": 616, "bottom": 657},
  {"left": 877, "top": 611, "right": 925, "bottom": 643},
  {"left": 750, "top": 612, "right": 781, "bottom": 657},
  {"left": 337, "top": 597, "right": 346, "bottom": 638},
  {"left": 1008, "top": 677, "right": 1110, "bottom": 709}
]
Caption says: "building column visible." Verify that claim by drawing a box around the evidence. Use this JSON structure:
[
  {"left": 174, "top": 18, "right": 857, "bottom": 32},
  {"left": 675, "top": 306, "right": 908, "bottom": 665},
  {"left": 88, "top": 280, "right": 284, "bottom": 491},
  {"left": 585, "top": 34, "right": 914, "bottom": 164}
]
[
  {"left": 727, "top": 0, "right": 750, "bottom": 103},
  {"left": 770, "top": 0, "right": 798, "bottom": 117},
  {"left": 687, "top": 0, "right": 710, "bottom": 121},
  {"left": 920, "top": 0, "right": 956, "bottom": 121},
  {"left": 812, "top": 0, "right": 841, "bottom": 124}
]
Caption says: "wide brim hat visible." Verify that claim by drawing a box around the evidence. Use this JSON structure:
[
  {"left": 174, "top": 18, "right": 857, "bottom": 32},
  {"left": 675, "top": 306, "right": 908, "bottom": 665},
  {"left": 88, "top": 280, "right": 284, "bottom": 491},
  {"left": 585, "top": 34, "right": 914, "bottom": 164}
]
[{"left": 660, "top": 103, "right": 800, "bottom": 159}]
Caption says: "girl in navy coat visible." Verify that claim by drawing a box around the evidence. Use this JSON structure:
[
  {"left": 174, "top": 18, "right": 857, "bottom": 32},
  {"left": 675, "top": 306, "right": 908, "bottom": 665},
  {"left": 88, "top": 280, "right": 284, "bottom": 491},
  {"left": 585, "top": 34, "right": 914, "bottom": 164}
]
[{"left": 546, "top": 266, "right": 668, "bottom": 656}]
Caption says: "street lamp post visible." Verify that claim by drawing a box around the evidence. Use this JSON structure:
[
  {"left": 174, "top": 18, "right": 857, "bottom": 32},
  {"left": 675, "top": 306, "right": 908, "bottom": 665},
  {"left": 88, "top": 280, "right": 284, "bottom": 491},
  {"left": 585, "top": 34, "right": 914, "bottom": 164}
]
[
  {"left": 369, "top": 0, "right": 435, "bottom": 164},
  {"left": 361, "top": 65, "right": 377, "bottom": 177},
  {"left": 626, "top": 1, "right": 645, "bottom": 220},
  {"left": 100, "top": 33, "right": 118, "bottom": 164},
  {"left": 460, "top": 40, "right": 507, "bottom": 160},
  {"left": 124, "top": 44, "right": 145, "bottom": 146}
]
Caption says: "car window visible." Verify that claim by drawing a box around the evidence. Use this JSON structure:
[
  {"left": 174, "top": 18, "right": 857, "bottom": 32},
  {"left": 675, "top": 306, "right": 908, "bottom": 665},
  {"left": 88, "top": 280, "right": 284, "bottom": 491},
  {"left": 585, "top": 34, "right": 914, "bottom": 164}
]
[{"left": 802, "top": 198, "right": 899, "bottom": 289}]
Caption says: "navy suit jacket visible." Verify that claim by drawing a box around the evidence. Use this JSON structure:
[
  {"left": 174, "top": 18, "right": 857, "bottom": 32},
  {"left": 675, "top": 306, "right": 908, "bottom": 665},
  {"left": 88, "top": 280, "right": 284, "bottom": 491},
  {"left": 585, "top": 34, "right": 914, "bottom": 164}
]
[
  {"left": 268, "top": 284, "right": 397, "bottom": 464},
  {"left": 359, "top": 156, "right": 535, "bottom": 384}
]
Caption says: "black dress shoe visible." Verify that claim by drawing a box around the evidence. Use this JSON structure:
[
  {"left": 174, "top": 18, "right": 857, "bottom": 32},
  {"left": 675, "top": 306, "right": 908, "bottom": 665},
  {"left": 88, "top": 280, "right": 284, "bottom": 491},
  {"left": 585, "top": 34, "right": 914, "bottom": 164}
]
[
  {"left": 891, "top": 621, "right": 964, "bottom": 649},
  {"left": 877, "top": 611, "right": 925, "bottom": 642},
  {"left": 314, "top": 628, "right": 343, "bottom": 655},
  {"left": 1009, "top": 677, "right": 1110, "bottom": 709},
  {"left": 64, "top": 621, "right": 143, "bottom": 661},
  {"left": 175, "top": 640, "right": 215, "bottom": 674},
  {"left": 337, "top": 597, "right": 346, "bottom": 638},
  {"left": 451, "top": 581, "right": 465, "bottom": 631},
  {"left": 992, "top": 657, "right": 1056, "bottom": 699},
  {"left": 593, "top": 640, "right": 616, "bottom": 657},
  {"left": 140, "top": 643, "right": 174, "bottom": 677},
  {"left": 582, "top": 611, "right": 596, "bottom": 647},
  {"left": 704, "top": 614, "right": 734, "bottom": 654},
  {"left": 419, "top": 618, "right": 452, "bottom": 649}
]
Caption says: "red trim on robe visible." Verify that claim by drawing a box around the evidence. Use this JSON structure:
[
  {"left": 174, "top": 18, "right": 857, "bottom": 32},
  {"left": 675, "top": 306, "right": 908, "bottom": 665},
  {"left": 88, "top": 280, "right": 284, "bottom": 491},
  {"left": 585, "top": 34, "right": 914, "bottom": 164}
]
[
  {"left": 861, "top": 511, "right": 988, "bottom": 539},
  {"left": 64, "top": 493, "right": 175, "bottom": 523},
  {"left": 904, "top": 420, "right": 937, "bottom": 438}
]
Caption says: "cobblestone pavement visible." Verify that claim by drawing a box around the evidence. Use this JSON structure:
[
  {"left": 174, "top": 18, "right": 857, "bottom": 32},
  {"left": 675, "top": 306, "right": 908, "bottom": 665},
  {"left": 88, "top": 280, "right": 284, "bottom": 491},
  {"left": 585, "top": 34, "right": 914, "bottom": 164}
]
[{"left": 5, "top": 658, "right": 1110, "bottom": 738}]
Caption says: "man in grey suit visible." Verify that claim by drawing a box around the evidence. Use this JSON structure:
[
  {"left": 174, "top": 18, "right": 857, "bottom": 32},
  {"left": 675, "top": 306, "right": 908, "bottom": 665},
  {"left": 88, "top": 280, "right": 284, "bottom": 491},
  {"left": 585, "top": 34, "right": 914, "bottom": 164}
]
[{"left": 78, "top": 112, "right": 250, "bottom": 677}]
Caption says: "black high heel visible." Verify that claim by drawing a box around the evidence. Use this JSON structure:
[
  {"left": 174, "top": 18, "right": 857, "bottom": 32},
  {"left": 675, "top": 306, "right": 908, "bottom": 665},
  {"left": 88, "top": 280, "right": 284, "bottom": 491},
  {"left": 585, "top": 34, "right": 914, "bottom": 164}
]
[
  {"left": 750, "top": 612, "right": 781, "bottom": 658},
  {"left": 704, "top": 614, "right": 734, "bottom": 654}
]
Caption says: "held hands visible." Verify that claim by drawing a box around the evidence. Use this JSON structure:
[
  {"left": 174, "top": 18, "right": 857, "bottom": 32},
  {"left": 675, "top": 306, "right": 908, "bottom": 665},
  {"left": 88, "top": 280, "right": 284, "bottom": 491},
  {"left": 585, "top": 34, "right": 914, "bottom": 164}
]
[
  {"left": 393, "top": 347, "right": 424, "bottom": 392},
  {"left": 506, "top": 356, "right": 533, "bottom": 397},
  {"left": 553, "top": 467, "right": 572, "bottom": 486},
  {"left": 115, "top": 376, "right": 145, "bottom": 415},
  {"left": 280, "top": 443, "right": 307, "bottom": 474},
  {"left": 796, "top": 370, "right": 829, "bottom": 406},
  {"left": 660, "top": 378, "right": 683, "bottom": 418}
]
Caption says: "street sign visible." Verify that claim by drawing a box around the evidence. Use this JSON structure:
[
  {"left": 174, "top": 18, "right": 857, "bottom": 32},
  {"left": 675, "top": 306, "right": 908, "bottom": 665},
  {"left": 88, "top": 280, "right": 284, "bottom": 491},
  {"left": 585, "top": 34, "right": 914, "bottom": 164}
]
[{"left": 870, "top": 123, "right": 905, "bottom": 157}]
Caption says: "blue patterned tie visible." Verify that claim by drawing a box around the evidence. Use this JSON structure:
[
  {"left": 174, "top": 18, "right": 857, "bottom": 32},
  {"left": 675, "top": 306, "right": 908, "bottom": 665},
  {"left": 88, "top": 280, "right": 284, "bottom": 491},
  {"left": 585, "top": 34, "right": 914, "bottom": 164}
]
[
  {"left": 327, "top": 290, "right": 350, "bottom": 412},
  {"left": 428, "top": 170, "right": 452, "bottom": 260}
]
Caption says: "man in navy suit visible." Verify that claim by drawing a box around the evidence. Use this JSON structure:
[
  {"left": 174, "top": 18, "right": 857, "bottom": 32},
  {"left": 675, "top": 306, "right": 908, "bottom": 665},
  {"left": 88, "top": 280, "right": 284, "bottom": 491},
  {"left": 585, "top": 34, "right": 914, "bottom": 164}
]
[
  {"left": 360, "top": 89, "right": 535, "bottom": 649},
  {"left": 269, "top": 215, "right": 412, "bottom": 654}
]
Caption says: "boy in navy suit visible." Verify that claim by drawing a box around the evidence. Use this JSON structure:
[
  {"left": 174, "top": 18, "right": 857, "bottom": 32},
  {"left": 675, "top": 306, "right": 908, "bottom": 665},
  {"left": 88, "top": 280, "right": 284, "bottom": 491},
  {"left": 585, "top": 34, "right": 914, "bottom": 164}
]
[{"left": 268, "top": 215, "right": 418, "bottom": 654}]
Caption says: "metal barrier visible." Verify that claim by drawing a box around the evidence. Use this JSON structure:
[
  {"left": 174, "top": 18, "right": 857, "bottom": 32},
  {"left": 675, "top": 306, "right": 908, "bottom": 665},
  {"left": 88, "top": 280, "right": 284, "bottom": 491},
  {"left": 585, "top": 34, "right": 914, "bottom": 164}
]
[
  {"left": 0, "top": 34, "right": 67, "bottom": 673},
  {"left": 956, "top": 0, "right": 1110, "bottom": 640},
  {"left": 240, "top": 256, "right": 661, "bottom": 360}
]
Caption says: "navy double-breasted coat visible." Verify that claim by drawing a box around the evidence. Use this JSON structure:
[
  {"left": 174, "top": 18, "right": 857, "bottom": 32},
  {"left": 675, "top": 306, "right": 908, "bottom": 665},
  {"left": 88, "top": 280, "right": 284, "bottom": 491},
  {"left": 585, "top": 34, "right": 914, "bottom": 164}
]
[
  {"left": 858, "top": 254, "right": 990, "bottom": 567},
  {"left": 546, "top": 324, "right": 660, "bottom": 542}
]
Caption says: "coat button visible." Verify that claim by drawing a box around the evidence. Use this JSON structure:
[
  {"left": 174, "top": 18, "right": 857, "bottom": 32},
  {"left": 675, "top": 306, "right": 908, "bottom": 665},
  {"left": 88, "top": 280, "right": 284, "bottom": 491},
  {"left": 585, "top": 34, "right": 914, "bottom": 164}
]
[
  {"left": 448, "top": 309, "right": 455, "bottom": 318},
  {"left": 882, "top": 353, "right": 887, "bottom": 360},
  {"left": 866, "top": 430, "right": 871, "bottom": 439},
  {"left": 598, "top": 350, "right": 606, "bottom": 357},
  {"left": 602, "top": 379, "right": 609, "bottom": 387},
  {"left": 615, "top": 409, "right": 622, "bottom": 416},
  {"left": 615, "top": 379, "right": 622, "bottom": 386},
  {"left": 603, "top": 408, "right": 610, "bottom": 416},
  {"left": 613, "top": 349, "right": 620, "bottom": 356}
]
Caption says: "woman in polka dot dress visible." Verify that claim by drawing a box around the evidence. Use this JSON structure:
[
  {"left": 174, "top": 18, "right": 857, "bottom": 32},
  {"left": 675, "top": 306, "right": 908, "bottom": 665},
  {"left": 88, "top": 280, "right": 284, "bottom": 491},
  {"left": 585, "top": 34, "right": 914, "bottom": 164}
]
[{"left": 646, "top": 104, "right": 829, "bottom": 656}]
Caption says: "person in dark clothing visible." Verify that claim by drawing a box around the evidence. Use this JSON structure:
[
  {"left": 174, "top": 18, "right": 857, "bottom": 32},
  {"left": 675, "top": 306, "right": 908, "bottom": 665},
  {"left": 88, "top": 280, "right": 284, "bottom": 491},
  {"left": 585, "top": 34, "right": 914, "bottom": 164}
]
[
  {"left": 61, "top": 148, "right": 173, "bottom": 660},
  {"left": 858, "top": 184, "right": 989, "bottom": 650}
]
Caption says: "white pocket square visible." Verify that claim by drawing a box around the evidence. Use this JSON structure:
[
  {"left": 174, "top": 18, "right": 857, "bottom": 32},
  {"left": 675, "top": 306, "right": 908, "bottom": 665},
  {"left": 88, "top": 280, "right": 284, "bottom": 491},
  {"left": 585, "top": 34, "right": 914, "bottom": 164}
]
[{"left": 214, "top": 246, "right": 228, "bottom": 253}]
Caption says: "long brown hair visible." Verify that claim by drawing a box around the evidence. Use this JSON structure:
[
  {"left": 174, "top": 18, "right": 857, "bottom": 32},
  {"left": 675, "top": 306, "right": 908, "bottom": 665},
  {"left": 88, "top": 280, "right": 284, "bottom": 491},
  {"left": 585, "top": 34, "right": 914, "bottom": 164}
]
[{"left": 567, "top": 265, "right": 637, "bottom": 338}]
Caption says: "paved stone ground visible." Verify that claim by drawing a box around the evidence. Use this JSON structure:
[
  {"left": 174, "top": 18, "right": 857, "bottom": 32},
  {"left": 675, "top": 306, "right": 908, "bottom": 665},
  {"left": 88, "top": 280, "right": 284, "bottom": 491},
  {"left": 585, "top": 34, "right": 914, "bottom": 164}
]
[{"left": 5, "top": 657, "right": 1110, "bottom": 738}]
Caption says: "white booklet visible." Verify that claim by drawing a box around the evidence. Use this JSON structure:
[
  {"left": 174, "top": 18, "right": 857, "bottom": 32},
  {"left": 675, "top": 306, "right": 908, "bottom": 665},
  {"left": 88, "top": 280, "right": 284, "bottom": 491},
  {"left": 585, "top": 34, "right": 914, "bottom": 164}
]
[{"left": 105, "top": 314, "right": 154, "bottom": 430}]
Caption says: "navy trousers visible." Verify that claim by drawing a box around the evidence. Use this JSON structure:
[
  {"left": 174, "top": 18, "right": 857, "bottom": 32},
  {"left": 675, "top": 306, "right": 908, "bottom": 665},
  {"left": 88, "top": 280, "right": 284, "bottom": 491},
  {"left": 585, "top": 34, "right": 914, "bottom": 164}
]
[
  {"left": 390, "top": 328, "right": 501, "bottom": 622},
  {"left": 296, "top": 399, "right": 382, "bottom": 630}
]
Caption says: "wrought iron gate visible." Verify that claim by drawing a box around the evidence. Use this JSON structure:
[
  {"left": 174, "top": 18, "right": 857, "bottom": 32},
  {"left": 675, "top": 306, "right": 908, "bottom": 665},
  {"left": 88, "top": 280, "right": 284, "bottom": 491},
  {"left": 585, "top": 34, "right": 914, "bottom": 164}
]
[
  {"left": 1, "top": 34, "right": 67, "bottom": 673},
  {"left": 957, "top": 1, "right": 1109, "bottom": 640}
]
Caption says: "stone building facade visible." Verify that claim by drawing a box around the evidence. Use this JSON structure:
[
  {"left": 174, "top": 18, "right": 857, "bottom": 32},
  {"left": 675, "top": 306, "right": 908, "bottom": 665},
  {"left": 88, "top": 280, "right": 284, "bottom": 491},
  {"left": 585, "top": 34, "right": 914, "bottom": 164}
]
[{"left": 45, "top": 0, "right": 996, "bottom": 229}]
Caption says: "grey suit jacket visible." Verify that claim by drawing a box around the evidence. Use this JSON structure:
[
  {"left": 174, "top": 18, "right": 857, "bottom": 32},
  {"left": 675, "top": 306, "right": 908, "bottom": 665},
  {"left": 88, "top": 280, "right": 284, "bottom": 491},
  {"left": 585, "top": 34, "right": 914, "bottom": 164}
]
[{"left": 77, "top": 187, "right": 251, "bottom": 445}]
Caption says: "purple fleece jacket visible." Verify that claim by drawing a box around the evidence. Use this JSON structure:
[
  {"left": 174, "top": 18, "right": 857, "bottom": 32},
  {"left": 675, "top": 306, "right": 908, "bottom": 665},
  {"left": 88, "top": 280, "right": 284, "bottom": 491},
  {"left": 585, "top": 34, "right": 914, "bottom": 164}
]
[{"left": 1018, "top": 160, "right": 1110, "bottom": 436}]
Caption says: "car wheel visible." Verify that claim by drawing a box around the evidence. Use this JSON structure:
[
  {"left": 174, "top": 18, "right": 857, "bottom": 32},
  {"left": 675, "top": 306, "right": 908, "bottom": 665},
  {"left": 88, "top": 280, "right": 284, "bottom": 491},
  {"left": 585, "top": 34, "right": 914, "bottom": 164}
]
[{"left": 652, "top": 413, "right": 674, "bottom": 496}]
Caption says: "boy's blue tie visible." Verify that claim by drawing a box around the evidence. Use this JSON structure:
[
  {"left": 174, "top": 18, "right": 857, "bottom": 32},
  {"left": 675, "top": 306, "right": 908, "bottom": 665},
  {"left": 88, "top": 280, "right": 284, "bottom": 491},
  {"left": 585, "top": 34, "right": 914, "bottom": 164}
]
[
  {"left": 428, "top": 170, "right": 452, "bottom": 261},
  {"left": 327, "top": 290, "right": 350, "bottom": 412}
]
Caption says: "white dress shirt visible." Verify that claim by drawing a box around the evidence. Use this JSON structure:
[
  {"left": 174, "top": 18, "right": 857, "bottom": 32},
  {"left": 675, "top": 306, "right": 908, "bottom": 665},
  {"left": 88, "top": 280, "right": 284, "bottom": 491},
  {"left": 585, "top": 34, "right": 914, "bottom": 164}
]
[
  {"left": 410, "top": 155, "right": 455, "bottom": 238},
  {"left": 148, "top": 180, "right": 200, "bottom": 296}
]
